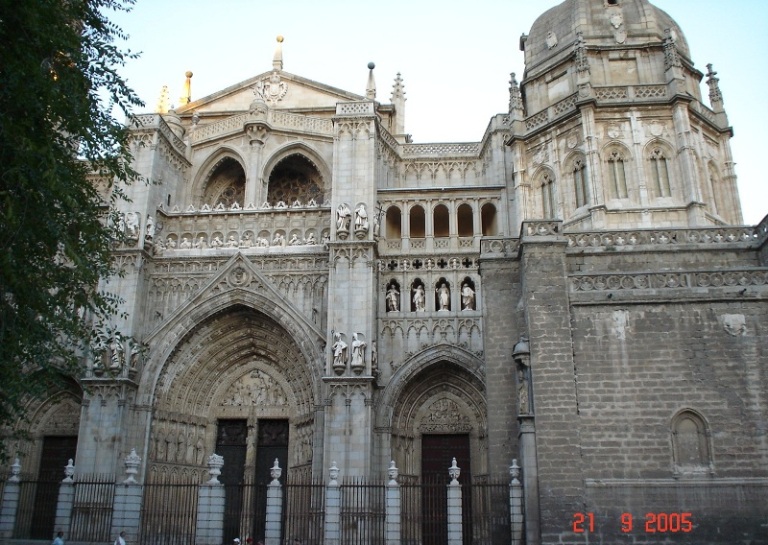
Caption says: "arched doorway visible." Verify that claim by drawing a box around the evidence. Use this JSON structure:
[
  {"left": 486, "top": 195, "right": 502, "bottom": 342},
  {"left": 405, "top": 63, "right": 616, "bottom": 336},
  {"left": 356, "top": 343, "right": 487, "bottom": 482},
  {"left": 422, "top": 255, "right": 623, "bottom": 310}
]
[{"left": 149, "top": 304, "right": 317, "bottom": 542}]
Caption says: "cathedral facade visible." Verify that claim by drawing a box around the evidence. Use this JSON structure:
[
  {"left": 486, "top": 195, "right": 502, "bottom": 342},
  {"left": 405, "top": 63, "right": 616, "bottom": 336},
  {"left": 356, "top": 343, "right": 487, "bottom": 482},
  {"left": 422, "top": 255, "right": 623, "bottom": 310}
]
[{"left": 7, "top": 0, "right": 767, "bottom": 543}]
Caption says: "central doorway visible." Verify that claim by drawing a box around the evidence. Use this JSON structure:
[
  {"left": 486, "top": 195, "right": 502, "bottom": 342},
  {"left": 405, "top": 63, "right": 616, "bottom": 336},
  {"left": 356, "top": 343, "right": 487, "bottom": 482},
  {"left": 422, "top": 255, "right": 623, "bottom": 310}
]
[
  {"left": 421, "top": 434, "right": 471, "bottom": 545},
  {"left": 217, "top": 419, "right": 289, "bottom": 543}
]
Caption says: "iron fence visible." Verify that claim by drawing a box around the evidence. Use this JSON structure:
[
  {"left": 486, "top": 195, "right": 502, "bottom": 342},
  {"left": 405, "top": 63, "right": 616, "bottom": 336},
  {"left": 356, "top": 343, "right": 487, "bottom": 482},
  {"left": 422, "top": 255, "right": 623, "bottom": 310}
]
[
  {"left": 339, "top": 478, "right": 385, "bottom": 545},
  {"left": 139, "top": 481, "right": 199, "bottom": 545},
  {"left": 70, "top": 474, "right": 116, "bottom": 542},
  {"left": 283, "top": 478, "right": 325, "bottom": 544}
]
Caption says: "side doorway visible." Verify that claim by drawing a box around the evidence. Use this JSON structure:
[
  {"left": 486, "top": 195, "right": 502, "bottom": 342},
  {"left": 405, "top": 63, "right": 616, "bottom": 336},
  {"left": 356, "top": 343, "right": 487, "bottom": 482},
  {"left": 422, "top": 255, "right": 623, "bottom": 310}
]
[{"left": 30, "top": 436, "right": 78, "bottom": 539}]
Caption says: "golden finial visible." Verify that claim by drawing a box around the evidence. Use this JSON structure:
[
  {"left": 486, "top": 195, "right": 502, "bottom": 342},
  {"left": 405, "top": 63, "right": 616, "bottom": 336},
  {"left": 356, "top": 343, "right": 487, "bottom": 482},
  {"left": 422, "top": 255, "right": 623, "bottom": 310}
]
[
  {"left": 273, "top": 36, "right": 284, "bottom": 70},
  {"left": 179, "top": 71, "right": 193, "bottom": 106}
]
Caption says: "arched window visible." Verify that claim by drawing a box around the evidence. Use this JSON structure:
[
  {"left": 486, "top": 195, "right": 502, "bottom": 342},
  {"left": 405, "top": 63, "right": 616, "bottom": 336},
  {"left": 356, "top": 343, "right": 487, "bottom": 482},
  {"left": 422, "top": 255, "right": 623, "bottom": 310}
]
[
  {"left": 386, "top": 206, "right": 402, "bottom": 239},
  {"left": 671, "top": 409, "right": 712, "bottom": 474},
  {"left": 267, "top": 154, "right": 325, "bottom": 206},
  {"left": 433, "top": 204, "right": 449, "bottom": 238},
  {"left": 481, "top": 203, "right": 498, "bottom": 236},
  {"left": 607, "top": 150, "right": 628, "bottom": 199},
  {"left": 650, "top": 148, "right": 671, "bottom": 197},
  {"left": 202, "top": 157, "right": 246, "bottom": 208},
  {"left": 572, "top": 158, "right": 589, "bottom": 208},
  {"left": 457, "top": 203, "right": 473, "bottom": 237},
  {"left": 410, "top": 205, "right": 425, "bottom": 238},
  {"left": 540, "top": 172, "right": 556, "bottom": 218}
]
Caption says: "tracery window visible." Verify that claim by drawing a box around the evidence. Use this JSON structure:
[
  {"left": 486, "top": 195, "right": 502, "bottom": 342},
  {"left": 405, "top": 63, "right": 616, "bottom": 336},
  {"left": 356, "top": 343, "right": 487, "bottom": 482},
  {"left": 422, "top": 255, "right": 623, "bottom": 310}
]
[
  {"left": 202, "top": 157, "right": 246, "bottom": 208},
  {"left": 572, "top": 159, "right": 589, "bottom": 208},
  {"left": 607, "top": 150, "right": 628, "bottom": 199},
  {"left": 650, "top": 148, "right": 672, "bottom": 197},
  {"left": 541, "top": 172, "right": 556, "bottom": 218},
  {"left": 267, "top": 154, "right": 325, "bottom": 206}
]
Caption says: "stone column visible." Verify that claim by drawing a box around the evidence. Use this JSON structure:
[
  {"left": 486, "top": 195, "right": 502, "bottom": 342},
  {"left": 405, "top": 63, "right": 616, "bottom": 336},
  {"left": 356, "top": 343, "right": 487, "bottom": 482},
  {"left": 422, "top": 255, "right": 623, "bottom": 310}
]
[
  {"left": 384, "top": 461, "right": 401, "bottom": 545},
  {"left": 264, "top": 459, "right": 283, "bottom": 545},
  {"left": 0, "top": 459, "right": 22, "bottom": 540},
  {"left": 509, "top": 459, "right": 524, "bottom": 545},
  {"left": 446, "top": 458, "right": 463, "bottom": 545},
  {"left": 323, "top": 462, "right": 341, "bottom": 545},
  {"left": 111, "top": 449, "right": 143, "bottom": 544},
  {"left": 196, "top": 454, "right": 225, "bottom": 545},
  {"left": 54, "top": 459, "right": 76, "bottom": 533}
]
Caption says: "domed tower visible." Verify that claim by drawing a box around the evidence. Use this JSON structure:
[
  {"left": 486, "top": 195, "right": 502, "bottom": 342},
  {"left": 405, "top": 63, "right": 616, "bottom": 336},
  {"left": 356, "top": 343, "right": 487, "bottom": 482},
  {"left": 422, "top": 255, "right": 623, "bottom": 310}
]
[{"left": 506, "top": 0, "right": 742, "bottom": 230}]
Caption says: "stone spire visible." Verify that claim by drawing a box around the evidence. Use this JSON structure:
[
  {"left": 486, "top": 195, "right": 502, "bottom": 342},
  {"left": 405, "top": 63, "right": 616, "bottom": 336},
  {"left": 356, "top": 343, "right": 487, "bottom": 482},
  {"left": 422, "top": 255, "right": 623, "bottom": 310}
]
[
  {"left": 508, "top": 73, "right": 523, "bottom": 119},
  {"left": 391, "top": 72, "right": 406, "bottom": 137},
  {"left": 366, "top": 62, "right": 376, "bottom": 100},
  {"left": 179, "top": 71, "right": 193, "bottom": 106},
  {"left": 705, "top": 63, "right": 724, "bottom": 112},
  {"left": 273, "top": 35, "right": 284, "bottom": 71},
  {"left": 156, "top": 85, "right": 170, "bottom": 114}
]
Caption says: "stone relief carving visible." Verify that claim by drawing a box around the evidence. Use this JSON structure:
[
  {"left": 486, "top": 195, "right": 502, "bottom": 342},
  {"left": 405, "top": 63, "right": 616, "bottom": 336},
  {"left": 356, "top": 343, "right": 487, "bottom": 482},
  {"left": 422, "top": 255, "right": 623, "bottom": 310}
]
[
  {"left": 546, "top": 31, "right": 558, "bottom": 49},
  {"left": 336, "top": 203, "right": 352, "bottom": 234},
  {"left": 461, "top": 283, "right": 475, "bottom": 311},
  {"left": 350, "top": 332, "right": 367, "bottom": 374},
  {"left": 220, "top": 369, "right": 288, "bottom": 406},
  {"left": 253, "top": 70, "right": 288, "bottom": 105},
  {"left": 412, "top": 283, "right": 426, "bottom": 312},
  {"left": 386, "top": 283, "right": 400, "bottom": 312},
  {"left": 419, "top": 398, "right": 471, "bottom": 433},
  {"left": 332, "top": 331, "right": 348, "bottom": 374},
  {"left": 354, "top": 204, "right": 369, "bottom": 234},
  {"left": 436, "top": 283, "right": 451, "bottom": 311},
  {"left": 721, "top": 314, "right": 747, "bottom": 336}
]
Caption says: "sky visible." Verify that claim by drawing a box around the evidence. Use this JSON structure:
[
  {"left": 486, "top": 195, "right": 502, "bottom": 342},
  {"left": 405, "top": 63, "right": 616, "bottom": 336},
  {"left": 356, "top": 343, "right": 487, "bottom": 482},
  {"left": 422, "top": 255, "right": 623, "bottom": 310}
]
[{"left": 112, "top": 1, "right": 767, "bottom": 225}]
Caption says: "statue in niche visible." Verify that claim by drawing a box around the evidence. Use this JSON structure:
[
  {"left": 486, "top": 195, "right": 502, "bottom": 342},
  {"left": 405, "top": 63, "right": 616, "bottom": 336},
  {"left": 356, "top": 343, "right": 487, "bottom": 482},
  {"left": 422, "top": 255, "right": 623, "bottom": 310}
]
[
  {"left": 210, "top": 236, "right": 223, "bottom": 248},
  {"left": 226, "top": 236, "right": 238, "bottom": 248},
  {"left": 194, "top": 236, "right": 207, "bottom": 249},
  {"left": 305, "top": 232, "right": 317, "bottom": 245},
  {"left": 239, "top": 233, "right": 252, "bottom": 248},
  {"left": 461, "top": 283, "right": 476, "bottom": 310},
  {"left": 145, "top": 215, "right": 155, "bottom": 240},
  {"left": 109, "top": 333, "right": 124, "bottom": 370},
  {"left": 386, "top": 284, "right": 400, "bottom": 312},
  {"left": 371, "top": 340, "right": 377, "bottom": 371},
  {"left": 179, "top": 237, "right": 192, "bottom": 249},
  {"left": 288, "top": 234, "right": 301, "bottom": 245},
  {"left": 336, "top": 203, "right": 352, "bottom": 231},
  {"left": 166, "top": 237, "right": 177, "bottom": 249},
  {"left": 351, "top": 333, "right": 366, "bottom": 372},
  {"left": 272, "top": 232, "right": 285, "bottom": 246},
  {"left": 517, "top": 365, "right": 530, "bottom": 415},
  {"left": 332, "top": 331, "right": 348, "bottom": 372},
  {"left": 413, "top": 284, "right": 425, "bottom": 312},
  {"left": 436, "top": 283, "right": 450, "bottom": 311},
  {"left": 355, "top": 204, "right": 369, "bottom": 231}
]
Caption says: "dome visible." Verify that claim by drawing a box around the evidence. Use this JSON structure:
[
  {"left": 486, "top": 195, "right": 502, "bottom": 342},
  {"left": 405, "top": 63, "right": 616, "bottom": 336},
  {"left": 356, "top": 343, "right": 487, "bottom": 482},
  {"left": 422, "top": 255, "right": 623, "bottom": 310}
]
[{"left": 522, "top": 0, "right": 690, "bottom": 78}]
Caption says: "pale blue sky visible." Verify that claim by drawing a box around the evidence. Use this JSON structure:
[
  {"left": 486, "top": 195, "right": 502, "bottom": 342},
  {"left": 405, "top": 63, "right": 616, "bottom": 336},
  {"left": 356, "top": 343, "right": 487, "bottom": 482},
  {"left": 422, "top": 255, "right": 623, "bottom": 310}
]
[{"left": 112, "top": 1, "right": 768, "bottom": 225}]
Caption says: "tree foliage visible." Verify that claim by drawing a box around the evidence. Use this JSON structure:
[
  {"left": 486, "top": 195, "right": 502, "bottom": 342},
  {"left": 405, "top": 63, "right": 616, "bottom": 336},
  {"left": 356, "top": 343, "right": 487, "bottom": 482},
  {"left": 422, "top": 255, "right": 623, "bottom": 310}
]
[{"left": 0, "top": 0, "right": 143, "bottom": 444}]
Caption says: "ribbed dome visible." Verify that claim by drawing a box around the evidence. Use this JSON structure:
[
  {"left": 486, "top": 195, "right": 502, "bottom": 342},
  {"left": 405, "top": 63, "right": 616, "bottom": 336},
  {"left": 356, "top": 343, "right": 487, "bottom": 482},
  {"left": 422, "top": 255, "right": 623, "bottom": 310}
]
[{"left": 523, "top": 0, "right": 690, "bottom": 78}]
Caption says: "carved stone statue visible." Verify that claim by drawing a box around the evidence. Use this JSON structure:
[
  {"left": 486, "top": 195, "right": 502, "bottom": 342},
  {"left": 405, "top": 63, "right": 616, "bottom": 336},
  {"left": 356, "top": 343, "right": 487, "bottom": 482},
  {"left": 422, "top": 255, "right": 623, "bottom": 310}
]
[
  {"left": 436, "top": 283, "right": 450, "bottom": 311},
  {"left": 518, "top": 367, "right": 530, "bottom": 415},
  {"left": 332, "top": 331, "right": 348, "bottom": 372},
  {"left": 351, "top": 333, "right": 366, "bottom": 373},
  {"left": 145, "top": 215, "right": 155, "bottom": 240},
  {"left": 336, "top": 203, "right": 352, "bottom": 231},
  {"left": 355, "top": 204, "right": 369, "bottom": 231},
  {"left": 413, "top": 284, "right": 425, "bottom": 312},
  {"left": 461, "top": 283, "right": 476, "bottom": 310},
  {"left": 386, "top": 284, "right": 400, "bottom": 312}
]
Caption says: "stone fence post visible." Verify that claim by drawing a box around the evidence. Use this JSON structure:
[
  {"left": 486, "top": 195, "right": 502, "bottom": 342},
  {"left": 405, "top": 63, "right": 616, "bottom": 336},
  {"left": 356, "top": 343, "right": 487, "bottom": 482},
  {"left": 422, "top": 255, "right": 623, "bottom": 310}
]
[
  {"left": 264, "top": 459, "right": 283, "bottom": 545},
  {"left": 54, "top": 459, "right": 76, "bottom": 534},
  {"left": 0, "top": 459, "right": 22, "bottom": 540},
  {"left": 195, "top": 454, "right": 225, "bottom": 545},
  {"left": 446, "top": 457, "right": 463, "bottom": 545},
  {"left": 323, "top": 462, "right": 341, "bottom": 545},
  {"left": 509, "top": 459, "right": 524, "bottom": 545},
  {"left": 111, "top": 449, "right": 143, "bottom": 544},
  {"left": 385, "top": 461, "right": 401, "bottom": 545}
]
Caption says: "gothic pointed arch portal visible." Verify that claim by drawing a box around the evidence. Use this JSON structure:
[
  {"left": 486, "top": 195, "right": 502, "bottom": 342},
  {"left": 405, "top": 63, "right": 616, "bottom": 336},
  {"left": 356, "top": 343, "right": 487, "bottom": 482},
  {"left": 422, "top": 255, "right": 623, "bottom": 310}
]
[
  {"left": 148, "top": 304, "right": 316, "bottom": 484},
  {"left": 389, "top": 358, "right": 487, "bottom": 480}
]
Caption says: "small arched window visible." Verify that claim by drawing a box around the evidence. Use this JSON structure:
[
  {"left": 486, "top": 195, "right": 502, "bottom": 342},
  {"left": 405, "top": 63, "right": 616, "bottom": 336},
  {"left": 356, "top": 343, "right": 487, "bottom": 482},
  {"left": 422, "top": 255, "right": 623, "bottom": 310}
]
[
  {"left": 650, "top": 148, "right": 671, "bottom": 197},
  {"left": 481, "top": 203, "right": 498, "bottom": 236},
  {"left": 433, "top": 204, "right": 449, "bottom": 238},
  {"left": 410, "top": 205, "right": 425, "bottom": 238},
  {"left": 671, "top": 409, "right": 712, "bottom": 474},
  {"left": 572, "top": 159, "right": 589, "bottom": 208},
  {"left": 607, "top": 150, "right": 628, "bottom": 199},
  {"left": 457, "top": 203, "right": 473, "bottom": 237},
  {"left": 386, "top": 206, "right": 402, "bottom": 239}
]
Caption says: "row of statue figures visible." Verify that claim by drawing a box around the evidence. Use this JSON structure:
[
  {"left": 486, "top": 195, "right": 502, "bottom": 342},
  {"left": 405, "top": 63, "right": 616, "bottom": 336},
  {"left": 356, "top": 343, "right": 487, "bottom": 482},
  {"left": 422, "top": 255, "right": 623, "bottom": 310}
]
[
  {"left": 152, "top": 231, "right": 326, "bottom": 255},
  {"left": 331, "top": 331, "right": 370, "bottom": 375},
  {"left": 386, "top": 280, "right": 476, "bottom": 312},
  {"left": 162, "top": 198, "right": 322, "bottom": 214},
  {"left": 336, "top": 202, "right": 379, "bottom": 239}
]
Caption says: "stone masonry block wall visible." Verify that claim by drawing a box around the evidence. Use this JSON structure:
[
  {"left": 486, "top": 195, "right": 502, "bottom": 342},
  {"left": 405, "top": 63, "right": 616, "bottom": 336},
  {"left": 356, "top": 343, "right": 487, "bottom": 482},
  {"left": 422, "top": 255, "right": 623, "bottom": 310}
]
[
  {"left": 570, "top": 301, "right": 767, "bottom": 479},
  {"left": 520, "top": 239, "right": 585, "bottom": 541},
  {"left": 479, "top": 258, "right": 521, "bottom": 475}
]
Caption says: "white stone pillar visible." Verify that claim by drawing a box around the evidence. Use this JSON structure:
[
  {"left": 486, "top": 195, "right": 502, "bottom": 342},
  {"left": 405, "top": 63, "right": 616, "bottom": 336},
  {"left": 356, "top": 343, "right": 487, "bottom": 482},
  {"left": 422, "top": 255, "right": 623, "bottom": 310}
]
[
  {"left": 0, "top": 459, "right": 22, "bottom": 540},
  {"left": 384, "top": 461, "right": 400, "bottom": 545},
  {"left": 446, "top": 458, "right": 463, "bottom": 545},
  {"left": 196, "top": 454, "right": 226, "bottom": 545},
  {"left": 509, "top": 459, "right": 524, "bottom": 545},
  {"left": 264, "top": 459, "right": 283, "bottom": 545},
  {"left": 324, "top": 462, "right": 341, "bottom": 545},
  {"left": 54, "top": 459, "right": 76, "bottom": 534},
  {"left": 111, "top": 450, "right": 143, "bottom": 544}
]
